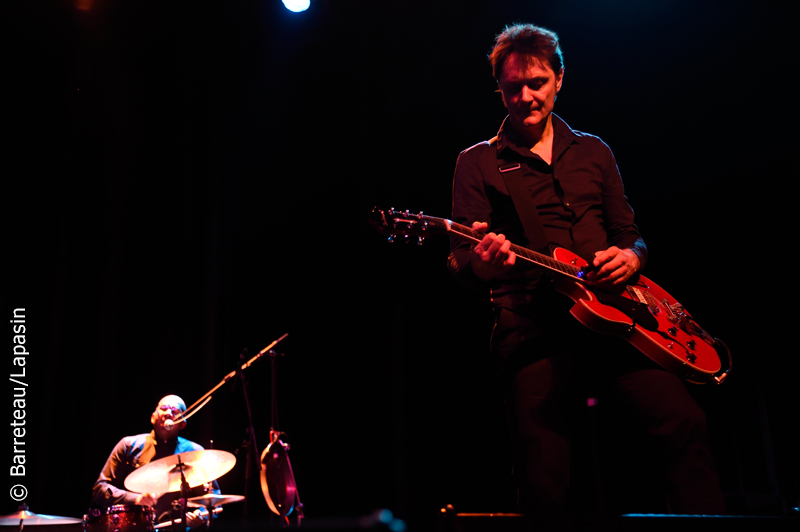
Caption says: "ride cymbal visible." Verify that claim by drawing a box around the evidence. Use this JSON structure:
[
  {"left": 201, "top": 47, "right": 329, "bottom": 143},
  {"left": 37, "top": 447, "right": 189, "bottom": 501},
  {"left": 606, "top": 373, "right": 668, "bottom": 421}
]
[{"left": 124, "top": 450, "right": 235, "bottom": 494}]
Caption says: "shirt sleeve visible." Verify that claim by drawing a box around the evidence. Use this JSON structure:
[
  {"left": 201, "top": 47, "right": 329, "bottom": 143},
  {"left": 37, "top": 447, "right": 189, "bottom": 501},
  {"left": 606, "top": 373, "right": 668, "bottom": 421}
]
[
  {"left": 92, "top": 438, "right": 140, "bottom": 507},
  {"left": 599, "top": 145, "right": 648, "bottom": 270},
  {"left": 447, "top": 147, "right": 493, "bottom": 290}
]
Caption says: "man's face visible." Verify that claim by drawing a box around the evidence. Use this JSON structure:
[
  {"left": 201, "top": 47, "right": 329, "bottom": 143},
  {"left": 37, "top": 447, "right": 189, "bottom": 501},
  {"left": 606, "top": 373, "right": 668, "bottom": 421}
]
[
  {"left": 150, "top": 395, "right": 187, "bottom": 437},
  {"left": 498, "top": 52, "right": 563, "bottom": 136}
]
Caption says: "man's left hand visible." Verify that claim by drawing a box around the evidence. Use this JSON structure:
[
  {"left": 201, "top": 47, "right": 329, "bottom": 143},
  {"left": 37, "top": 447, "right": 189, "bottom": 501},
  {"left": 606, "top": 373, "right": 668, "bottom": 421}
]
[
  {"left": 185, "top": 510, "right": 207, "bottom": 529},
  {"left": 584, "top": 246, "right": 640, "bottom": 286}
]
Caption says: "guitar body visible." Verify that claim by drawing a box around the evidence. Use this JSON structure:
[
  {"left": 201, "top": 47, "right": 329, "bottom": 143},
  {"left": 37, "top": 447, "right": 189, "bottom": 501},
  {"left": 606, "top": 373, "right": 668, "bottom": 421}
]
[{"left": 551, "top": 248, "right": 721, "bottom": 384}]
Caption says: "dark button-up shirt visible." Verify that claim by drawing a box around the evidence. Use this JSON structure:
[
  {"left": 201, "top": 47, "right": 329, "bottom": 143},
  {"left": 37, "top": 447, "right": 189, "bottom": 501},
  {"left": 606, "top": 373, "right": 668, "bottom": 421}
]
[{"left": 448, "top": 114, "right": 647, "bottom": 313}]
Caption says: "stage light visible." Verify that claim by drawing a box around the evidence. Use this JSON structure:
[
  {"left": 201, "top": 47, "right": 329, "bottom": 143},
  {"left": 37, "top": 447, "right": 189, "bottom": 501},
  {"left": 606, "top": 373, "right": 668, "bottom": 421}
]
[{"left": 282, "top": 0, "right": 310, "bottom": 13}]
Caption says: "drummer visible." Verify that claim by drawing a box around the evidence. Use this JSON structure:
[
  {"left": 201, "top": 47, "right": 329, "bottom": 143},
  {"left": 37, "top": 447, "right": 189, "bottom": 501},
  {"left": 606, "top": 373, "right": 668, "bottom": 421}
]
[{"left": 91, "top": 395, "right": 221, "bottom": 528}]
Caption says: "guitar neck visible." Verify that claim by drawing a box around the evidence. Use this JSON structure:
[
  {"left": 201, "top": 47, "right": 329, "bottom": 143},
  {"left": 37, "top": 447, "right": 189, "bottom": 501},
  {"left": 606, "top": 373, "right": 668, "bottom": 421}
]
[
  {"left": 446, "top": 219, "right": 582, "bottom": 281},
  {"left": 373, "top": 208, "right": 583, "bottom": 281}
]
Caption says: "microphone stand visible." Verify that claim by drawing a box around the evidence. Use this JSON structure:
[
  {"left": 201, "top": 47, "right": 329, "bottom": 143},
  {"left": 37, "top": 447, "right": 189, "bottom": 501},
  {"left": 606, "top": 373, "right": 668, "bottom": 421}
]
[
  {"left": 236, "top": 348, "right": 260, "bottom": 523},
  {"left": 179, "top": 334, "right": 289, "bottom": 424},
  {"left": 260, "top": 349, "right": 303, "bottom": 526},
  {"left": 164, "top": 333, "right": 288, "bottom": 525}
]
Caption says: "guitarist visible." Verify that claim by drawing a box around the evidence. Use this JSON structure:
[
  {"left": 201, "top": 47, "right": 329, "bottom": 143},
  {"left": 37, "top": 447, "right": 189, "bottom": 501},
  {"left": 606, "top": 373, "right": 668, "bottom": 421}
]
[{"left": 447, "top": 24, "right": 725, "bottom": 521}]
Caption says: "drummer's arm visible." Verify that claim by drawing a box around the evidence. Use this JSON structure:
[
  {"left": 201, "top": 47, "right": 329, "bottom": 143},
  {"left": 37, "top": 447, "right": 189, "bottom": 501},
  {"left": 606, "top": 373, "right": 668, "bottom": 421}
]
[
  {"left": 91, "top": 439, "right": 140, "bottom": 508},
  {"left": 91, "top": 480, "right": 139, "bottom": 508}
]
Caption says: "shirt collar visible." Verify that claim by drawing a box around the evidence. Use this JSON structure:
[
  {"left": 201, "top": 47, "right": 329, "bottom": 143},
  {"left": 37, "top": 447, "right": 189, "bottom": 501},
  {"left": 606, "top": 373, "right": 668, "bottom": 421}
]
[
  {"left": 495, "top": 113, "right": 578, "bottom": 162},
  {"left": 149, "top": 429, "right": 179, "bottom": 446}
]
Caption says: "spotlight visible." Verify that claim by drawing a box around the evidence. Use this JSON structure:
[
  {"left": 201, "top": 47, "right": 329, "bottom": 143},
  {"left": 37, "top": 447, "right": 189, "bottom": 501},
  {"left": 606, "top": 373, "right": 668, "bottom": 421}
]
[{"left": 282, "top": 0, "right": 310, "bottom": 13}]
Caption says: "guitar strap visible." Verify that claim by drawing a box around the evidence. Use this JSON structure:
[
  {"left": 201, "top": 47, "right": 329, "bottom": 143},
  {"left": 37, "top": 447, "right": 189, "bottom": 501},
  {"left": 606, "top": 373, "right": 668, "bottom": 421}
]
[{"left": 496, "top": 153, "right": 552, "bottom": 255}]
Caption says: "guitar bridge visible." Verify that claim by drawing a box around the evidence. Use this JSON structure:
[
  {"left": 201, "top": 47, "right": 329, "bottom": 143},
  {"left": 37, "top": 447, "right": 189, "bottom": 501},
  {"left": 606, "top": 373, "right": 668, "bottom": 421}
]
[{"left": 627, "top": 286, "right": 660, "bottom": 316}]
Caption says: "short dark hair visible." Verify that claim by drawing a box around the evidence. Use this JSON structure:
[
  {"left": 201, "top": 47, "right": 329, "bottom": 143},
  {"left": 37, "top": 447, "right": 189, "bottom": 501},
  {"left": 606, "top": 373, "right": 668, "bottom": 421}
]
[{"left": 489, "top": 24, "right": 564, "bottom": 80}]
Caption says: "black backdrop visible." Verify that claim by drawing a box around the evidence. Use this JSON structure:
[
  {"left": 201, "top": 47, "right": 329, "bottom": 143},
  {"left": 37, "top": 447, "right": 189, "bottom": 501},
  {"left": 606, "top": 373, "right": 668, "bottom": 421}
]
[{"left": 4, "top": 0, "right": 798, "bottom": 529}]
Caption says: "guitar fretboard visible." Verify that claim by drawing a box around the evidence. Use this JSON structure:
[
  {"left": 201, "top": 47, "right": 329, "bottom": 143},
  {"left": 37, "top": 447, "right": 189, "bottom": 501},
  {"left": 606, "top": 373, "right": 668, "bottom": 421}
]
[{"left": 446, "top": 220, "right": 583, "bottom": 281}]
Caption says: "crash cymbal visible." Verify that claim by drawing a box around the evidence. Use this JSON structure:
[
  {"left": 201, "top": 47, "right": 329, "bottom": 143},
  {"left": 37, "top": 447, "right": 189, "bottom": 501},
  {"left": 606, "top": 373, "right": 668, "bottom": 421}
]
[
  {"left": 124, "top": 450, "right": 236, "bottom": 494},
  {"left": 186, "top": 495, "right": 245, "bottom": 508},
  {"left": 0, "top": 505, "right": 82, "bottom": 526}
]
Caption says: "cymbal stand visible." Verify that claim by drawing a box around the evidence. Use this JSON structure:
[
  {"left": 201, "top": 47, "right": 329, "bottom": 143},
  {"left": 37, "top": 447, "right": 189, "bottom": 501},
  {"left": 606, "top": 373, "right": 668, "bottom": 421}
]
[
  {"left": 17, "top": 504, "right": 24, "bottom": 532},
  {"left": 172, "top": 455, "right": 190, "bottom": 532}
]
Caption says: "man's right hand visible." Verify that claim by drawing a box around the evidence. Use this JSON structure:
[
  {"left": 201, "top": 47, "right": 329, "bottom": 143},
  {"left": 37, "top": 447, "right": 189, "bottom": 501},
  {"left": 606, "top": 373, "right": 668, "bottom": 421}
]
[
  {"left": 135, "top": 493, "right": 158, "bottom": 507},
  {"left": 470, "top": 221, "right": 516, "bottom": 281}
]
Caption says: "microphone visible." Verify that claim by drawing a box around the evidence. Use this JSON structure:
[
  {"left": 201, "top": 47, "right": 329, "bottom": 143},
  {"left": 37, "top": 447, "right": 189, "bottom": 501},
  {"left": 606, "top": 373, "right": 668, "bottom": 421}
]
[{"left": 163, "top": 416, "right": 184, "bottom": 430}]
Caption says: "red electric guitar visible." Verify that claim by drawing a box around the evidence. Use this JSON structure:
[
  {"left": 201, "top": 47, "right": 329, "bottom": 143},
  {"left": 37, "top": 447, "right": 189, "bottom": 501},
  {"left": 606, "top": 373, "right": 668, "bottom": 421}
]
[{"left": 370, "top": 207, "right": 731, "bottom": 384}]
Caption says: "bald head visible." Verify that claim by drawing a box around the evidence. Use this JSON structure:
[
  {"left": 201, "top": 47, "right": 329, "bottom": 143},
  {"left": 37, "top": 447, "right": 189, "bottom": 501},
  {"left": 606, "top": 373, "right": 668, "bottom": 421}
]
[{"left": 151, "top": 394, "right": 187, "bottom": 440}]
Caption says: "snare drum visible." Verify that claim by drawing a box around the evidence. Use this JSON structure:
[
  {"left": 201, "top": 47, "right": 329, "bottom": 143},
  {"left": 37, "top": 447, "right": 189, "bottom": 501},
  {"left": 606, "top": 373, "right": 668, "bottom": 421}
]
[{"left": 84, "top": 505, "right": 155, "bottom": 532}]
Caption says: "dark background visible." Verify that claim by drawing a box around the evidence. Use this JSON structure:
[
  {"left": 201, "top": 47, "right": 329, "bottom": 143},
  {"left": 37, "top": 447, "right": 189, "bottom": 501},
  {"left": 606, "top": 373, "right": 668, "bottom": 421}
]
[{"left": 4, "top": 0, "right": 797, "bottom": 529}]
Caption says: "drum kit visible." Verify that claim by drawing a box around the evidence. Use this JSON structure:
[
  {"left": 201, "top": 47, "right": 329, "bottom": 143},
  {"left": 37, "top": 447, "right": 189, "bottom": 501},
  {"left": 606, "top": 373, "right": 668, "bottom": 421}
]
[
  {"left": 2, "top": 334, "right": 300, "bottom": 532},
  {"left": 86, "top": 449, "right": 244, "bottom": 532},
  {"left": 1, "top": 451, "right": 244, "bottom": 532}
]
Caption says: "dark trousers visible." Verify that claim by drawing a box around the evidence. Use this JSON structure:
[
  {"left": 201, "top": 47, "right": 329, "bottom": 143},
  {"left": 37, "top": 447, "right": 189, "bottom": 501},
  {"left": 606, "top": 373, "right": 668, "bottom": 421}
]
[{"left": 494, "top": 305, "right": 725, "bottom": 519}]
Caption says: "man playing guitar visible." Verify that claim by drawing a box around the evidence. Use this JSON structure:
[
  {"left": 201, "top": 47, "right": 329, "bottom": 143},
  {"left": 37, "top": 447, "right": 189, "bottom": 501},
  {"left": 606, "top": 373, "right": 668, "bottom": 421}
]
[{"left": 447, "top": 23, "right": 725, "bottom": 522}]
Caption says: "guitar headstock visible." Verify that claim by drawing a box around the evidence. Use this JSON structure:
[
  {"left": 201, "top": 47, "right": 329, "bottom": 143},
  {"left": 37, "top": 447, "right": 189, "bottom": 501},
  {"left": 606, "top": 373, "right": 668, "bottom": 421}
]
[{"left": 369, "top": 207, "right": 451, "bottom": 243}]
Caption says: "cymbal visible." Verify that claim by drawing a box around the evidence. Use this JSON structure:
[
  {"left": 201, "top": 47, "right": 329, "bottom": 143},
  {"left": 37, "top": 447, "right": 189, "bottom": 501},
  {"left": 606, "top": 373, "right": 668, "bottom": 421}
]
[
  {"left": 0, "top": 506, "right": 82, "bottom": 526},
  {"left": 186, "top": 495, "right": 245, "bottom": 508},
  {"left": 124, "top": 450, "right": 236, "bottom": 494}
]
